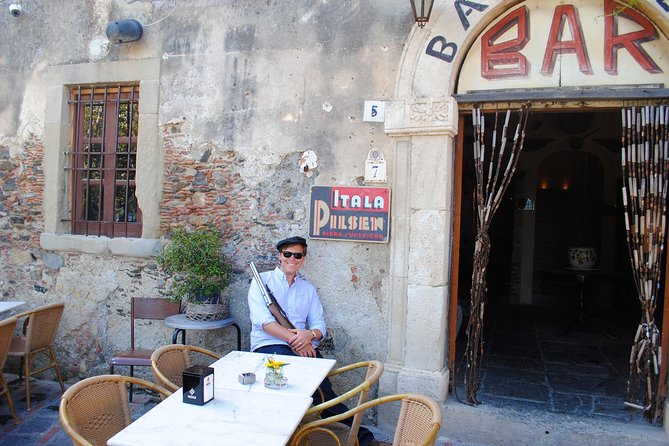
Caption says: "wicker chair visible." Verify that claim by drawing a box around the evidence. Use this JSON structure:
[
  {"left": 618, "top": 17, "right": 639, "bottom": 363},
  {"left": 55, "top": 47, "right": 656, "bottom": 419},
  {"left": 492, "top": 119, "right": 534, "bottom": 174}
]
[
  {"left": 7, "top": 302, "right": 65, "bottom": 411},
  {"left": 0, "top": 317, "right": 19, "bottom": 423},
  {"left": 110, "top": 297, "right": 180, "bottom": 402},
  {"left": 290, "top": 393, "right": 442, "bottom": 446},
  {"left": 298, "top": 360, "right": 384, "bottom": 446},
  {"left": 150, "top": 344, "right": 221, "bottom": 393},
  {"left": 59, "top": 374, "right": 171, "bottom": 446}
]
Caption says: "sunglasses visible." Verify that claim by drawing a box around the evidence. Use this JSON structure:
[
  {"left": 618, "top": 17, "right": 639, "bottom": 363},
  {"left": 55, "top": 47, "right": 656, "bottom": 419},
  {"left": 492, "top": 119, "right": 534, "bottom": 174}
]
[{"left": 281, "top": 251, "right": 304, "bottom": 259}]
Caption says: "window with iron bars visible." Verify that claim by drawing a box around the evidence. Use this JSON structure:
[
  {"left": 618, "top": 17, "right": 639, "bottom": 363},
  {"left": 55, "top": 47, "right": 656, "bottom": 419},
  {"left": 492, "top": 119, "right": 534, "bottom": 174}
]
[{"left": 68, "top": 85, "right": 142, "bottom": 237}]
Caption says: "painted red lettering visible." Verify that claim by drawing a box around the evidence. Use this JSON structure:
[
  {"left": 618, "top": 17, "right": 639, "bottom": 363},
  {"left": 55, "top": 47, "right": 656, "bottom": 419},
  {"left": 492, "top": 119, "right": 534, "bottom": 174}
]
[
  {"left": 541, "top": 5, "right": 592, "bottom": 75},
  {"left": 604, "top": 0, "right": 661, "bottom": 75},
  {"left": 480, "top": 6, "right": 529, "bottom": 79}
]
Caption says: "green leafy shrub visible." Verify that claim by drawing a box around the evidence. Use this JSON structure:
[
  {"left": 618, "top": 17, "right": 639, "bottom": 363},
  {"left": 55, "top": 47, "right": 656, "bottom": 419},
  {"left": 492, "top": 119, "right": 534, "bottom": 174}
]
[{"left": 157, "top": 227, "right": 232, "bottom": 303}]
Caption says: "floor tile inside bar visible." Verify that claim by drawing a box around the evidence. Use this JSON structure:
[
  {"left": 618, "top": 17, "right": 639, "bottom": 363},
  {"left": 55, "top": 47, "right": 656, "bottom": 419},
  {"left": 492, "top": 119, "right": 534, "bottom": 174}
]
[{"left": 454, "top": 299, "right": 649, "bottom": 425}]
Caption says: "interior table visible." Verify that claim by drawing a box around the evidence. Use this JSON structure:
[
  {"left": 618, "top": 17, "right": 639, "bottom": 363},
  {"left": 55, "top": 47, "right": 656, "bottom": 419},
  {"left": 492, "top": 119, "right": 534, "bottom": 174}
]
[
  {"left": 210, "top": 350, "right": 336, "bottom": 396},
  {"left": 107, "top": 387, "right": 313, "bottom": 446},
  {"left": 539, "top": 268, "right": 618, "bottom": 335},
  {"left": 164, "top": 314, "right": 241, "bottom": 350},
  {"left": 0, "top": 301, "right": 25, "bottom": 314}
]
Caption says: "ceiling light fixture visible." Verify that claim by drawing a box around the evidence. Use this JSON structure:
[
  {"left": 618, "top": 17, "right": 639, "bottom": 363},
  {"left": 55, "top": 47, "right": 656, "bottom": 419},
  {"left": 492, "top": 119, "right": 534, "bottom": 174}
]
[{"left": 409, "top": 0, "right": 435, "bottom": 28}]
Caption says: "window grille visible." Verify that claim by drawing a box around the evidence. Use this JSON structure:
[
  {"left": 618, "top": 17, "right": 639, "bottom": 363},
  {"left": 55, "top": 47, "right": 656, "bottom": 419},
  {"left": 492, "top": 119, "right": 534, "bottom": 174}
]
[{"left": 68, "top": 85, "right": 142, "bottom": 237}]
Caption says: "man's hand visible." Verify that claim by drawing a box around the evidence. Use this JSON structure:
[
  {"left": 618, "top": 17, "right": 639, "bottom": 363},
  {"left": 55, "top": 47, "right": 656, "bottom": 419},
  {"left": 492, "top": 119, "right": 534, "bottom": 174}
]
[
  {"left": 288, "top": 329, "right": 316, "bottom": 357},
  {"left": 294, "top": 343, "right": 317, "bottom": 357}
]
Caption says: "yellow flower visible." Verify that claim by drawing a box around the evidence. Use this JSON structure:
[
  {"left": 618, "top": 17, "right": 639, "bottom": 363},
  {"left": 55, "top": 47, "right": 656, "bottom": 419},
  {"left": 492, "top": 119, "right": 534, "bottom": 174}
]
[{"left": 264, "top": 356, "right": 290, "bottom": 370}]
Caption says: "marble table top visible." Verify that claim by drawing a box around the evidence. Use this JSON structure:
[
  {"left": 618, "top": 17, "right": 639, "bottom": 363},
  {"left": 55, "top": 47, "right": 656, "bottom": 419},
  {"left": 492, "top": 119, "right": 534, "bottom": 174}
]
[
  {"left": 211, "top": 350, "right": 336, "bottom": 397},
  {"left": 108, "top": 351, "right": 335, "bottom": 445},
  {"left": 107, "top": 387, "right": 313, "bottom": 446},
  {"left": 164, "top": 314, "right": 237, "bottom": 330},
  {"left": 0, "top": 301, "right": 25, "bottom": 314}
]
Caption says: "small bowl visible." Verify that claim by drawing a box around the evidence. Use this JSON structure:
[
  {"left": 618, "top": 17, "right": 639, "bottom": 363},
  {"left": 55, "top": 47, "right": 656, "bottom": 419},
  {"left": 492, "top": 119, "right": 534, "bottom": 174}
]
[{"left": 238, "top": 372, "right": 256, "bottom": 385}]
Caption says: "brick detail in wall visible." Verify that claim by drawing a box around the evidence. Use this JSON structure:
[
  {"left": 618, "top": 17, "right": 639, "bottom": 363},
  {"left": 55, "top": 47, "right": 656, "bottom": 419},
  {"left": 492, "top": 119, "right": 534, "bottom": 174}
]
[
  {"left": 159, "top": 129, "right": 278, "bottom": 258},
  {"left": 0, "top": 138, "right": 45, "bottom": 247}
]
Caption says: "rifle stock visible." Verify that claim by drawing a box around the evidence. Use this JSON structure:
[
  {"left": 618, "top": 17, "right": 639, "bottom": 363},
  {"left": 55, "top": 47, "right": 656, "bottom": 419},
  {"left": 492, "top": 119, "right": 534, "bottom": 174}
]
[{"left": 249, "top": 262, "right": 295, "bottom": 330}]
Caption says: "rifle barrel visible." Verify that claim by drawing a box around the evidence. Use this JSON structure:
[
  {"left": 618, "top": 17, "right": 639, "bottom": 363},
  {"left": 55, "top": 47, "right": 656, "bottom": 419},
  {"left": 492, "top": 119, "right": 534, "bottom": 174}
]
[{"left": 249, "top": 262, "right": 272, "bottom": 306}]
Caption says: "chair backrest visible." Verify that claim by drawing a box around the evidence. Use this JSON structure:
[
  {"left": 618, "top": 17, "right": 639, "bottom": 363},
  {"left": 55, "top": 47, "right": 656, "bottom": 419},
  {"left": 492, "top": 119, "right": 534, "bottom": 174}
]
[
  {"left": 291, "top": 393, "right": 442, "bottom": 446},
  {"left": 0, "top": 317, "right": 17, "bottom": 369},
  {"left": 19, "top": 302, "right": 65, "bottom": 352},
  {"left": 393, "top": 393, "right": 442, "bottom": 446},
  {"left": 305, "top": 360, "right": 384, "bottom": 446},
  {"left": 151, "top": 344, "right": 221, "bottom": 393},
  {"left": 59, "top": 374, "right": 170, "bottom": 446},
  {"left": 130, "top": 297, "right": 180, "bottom": 349},
  {"left": 339, "top": 361, "right": 384, "bottom": 446}
]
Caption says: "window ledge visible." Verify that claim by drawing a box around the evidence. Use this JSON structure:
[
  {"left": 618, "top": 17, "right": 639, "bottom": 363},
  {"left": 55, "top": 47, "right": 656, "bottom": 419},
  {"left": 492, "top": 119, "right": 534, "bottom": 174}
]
[{"left": 40, "top": 233, "right": 161, "bottom": 258}]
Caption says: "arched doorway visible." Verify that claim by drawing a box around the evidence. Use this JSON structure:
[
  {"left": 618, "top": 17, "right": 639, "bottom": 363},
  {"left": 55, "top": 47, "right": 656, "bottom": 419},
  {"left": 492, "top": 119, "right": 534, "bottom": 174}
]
[
  {"left": 447, "top": 0, "right": 669, "bottom": 421},
  {"left": 382, "top": 0, "right": 669, "bottom": 433},
  {"left": 454, "top": 108, "right": 643, "bottom": 421}
]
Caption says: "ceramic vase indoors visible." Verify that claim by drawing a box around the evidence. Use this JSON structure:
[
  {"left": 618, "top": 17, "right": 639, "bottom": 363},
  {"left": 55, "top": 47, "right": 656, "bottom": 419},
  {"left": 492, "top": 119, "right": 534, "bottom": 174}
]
[{"left": 567, "top": 246, "right": 597, "bottom": 269}]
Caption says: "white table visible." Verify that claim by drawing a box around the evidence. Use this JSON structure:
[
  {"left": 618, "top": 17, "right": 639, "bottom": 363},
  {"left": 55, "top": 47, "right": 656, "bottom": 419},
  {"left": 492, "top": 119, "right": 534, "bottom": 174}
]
[
  {"left": 108, "top": 350, "right": 337, "bottom": 446},
  {"left": 0, "top": 301, "right": 25, "bottom": 314},
  {"left": 211, "top": 350, "right": 336, "bottom": 396},
  {"left": 107, "top": 388, "right": 313, "bottom": 446}
]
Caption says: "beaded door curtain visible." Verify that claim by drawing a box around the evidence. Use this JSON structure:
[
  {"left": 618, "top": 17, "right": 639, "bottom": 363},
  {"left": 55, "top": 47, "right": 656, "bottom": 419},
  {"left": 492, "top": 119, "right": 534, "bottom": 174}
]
[
  {"left": 621, "top": 105, "right": 669, "bottom": 422},
  {"left": 459, "top": 104, "right": 529, "bottom": 404}
]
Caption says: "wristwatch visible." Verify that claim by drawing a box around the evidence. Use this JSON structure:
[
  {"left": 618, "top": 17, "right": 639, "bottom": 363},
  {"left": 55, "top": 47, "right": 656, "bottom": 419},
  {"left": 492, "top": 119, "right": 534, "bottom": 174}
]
[{"left": 311, "top": 329, "right": 317, "bottom": 340}]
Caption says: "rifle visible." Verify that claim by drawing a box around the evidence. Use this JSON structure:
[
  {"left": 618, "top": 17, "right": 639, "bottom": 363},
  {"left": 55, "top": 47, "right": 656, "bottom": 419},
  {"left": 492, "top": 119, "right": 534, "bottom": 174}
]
[{"left": 249, "top": 261, "right": 295, "bottom": 329}]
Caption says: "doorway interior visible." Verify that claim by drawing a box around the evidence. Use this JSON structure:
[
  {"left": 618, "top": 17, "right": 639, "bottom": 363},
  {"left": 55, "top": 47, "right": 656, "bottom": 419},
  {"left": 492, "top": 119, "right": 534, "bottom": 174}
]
[{"left": 454, "top": 108, "right": 659, "bottom": 423}]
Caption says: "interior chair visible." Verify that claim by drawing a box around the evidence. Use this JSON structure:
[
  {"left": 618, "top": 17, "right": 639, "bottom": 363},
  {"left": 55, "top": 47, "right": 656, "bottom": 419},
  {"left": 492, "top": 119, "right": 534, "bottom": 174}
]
[
  {"left": 299, "top": 360, "right": 384, "bottom": 445},
  {"left": 150, "top": 344, "right": 221, "bottom": 394},
  {"left": 0, "top": 317, "right": 19, "bottom": 423},
  {"left": 7, "top": 302, "right": 66, "bottom": 411},
  {"left": 59, "top": 374, "right": 171, "bottom": 446},
  {"left": 290, "top": 393, "right": 442, "bottom": 446},
  {"left": 109, "top": 297, "right": 180, "bottom": 401}
]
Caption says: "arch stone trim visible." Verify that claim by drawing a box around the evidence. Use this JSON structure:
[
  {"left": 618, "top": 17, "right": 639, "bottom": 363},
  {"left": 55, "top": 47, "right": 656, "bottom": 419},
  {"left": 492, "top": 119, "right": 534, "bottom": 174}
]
[{"left": 385, "top": 98, "right": 458, "bottom": 137}]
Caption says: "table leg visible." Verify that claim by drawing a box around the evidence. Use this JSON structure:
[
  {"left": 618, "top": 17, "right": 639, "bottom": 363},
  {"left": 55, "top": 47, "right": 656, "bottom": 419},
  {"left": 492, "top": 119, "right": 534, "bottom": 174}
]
[
  {"left": 172, "top": 328, "right": 186, "bottom": 344},
  {"left": 231, "top": 323, "right": 241, "bottom": 350},
  {"left": 563, "top": 274, "right": 586, "bottom": 335},
  {"left": 563, "top": 274, "right": 617, "bottom": 338},
  {"left": 577, "top": 274, "right": 585, "bottom": 325}
]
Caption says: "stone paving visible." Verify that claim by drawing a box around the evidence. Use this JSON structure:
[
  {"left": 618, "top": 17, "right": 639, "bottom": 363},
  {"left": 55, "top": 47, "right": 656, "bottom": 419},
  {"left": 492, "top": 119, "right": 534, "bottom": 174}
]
[
  {"left": 454, "top": 301, "right": 650, "bottom": 424},
  {"left": 0, "top": 374, "right": 401, "bottom": 446},
  {"left": 445, "top": 302, "right": 669, "bottom": 445},
  {"left": 0, "top": 368, "right": 663, "bottom": 446},
  {"left": 0, "top": 299, "right": 662, "bottom": 446}
]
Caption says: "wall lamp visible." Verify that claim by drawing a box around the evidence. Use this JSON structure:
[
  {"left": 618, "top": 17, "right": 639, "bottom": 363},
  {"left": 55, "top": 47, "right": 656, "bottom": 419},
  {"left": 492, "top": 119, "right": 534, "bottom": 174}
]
[
  {"left": 105, "top": 19, "right": 143, "bottom": 44},
  {"left": 409, "top": 0, "right": 435, "bottom": 27}
]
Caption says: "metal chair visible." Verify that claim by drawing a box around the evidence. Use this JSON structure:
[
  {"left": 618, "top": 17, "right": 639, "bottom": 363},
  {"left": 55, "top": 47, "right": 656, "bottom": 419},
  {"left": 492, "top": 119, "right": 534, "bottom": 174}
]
[
  {"left": 7, "top": 302, "right": 65, "bottom": 411},
  {"left": 0, "top": 317, "right": 19, "bottom": 423},
  {"left": 59, "top": 374, "right": 171, "bottom": 446},
  {"left": 290, "top": 393, "right": 442, "bottom": 446},
  {"left": 150, "top": 344, "right": 221, "bottom": 394},
  {"left": 109, "top": 297, "right": 180, "bottom": 401},
  {"left": 299, "top": 360, "right": 384, "bottom": 446}
]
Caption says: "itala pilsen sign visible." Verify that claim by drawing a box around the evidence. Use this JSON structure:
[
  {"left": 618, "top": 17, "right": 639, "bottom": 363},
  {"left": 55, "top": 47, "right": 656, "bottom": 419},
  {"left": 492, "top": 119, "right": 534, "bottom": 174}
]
[{"left": 309, "top": 186, "right": 391, "bottom": 243}]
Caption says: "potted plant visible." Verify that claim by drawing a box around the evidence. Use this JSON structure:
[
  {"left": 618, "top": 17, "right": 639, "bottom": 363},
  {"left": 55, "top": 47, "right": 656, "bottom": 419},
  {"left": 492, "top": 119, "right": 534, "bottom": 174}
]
[{"left": 157, "top": 227, "right": 233, "bottom": 321}]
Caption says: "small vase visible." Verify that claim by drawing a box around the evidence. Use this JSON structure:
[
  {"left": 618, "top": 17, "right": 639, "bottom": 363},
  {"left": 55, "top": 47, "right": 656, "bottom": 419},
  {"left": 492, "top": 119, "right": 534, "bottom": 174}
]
[{"left": 264, "top": 367, "right": 287, "bottom": 389}]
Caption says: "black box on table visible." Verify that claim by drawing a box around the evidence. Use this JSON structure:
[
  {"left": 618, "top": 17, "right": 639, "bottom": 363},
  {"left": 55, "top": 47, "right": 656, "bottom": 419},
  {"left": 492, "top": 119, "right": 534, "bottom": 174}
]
[{"left": 182, "top": 365, "right": 214, "bottom": 405}]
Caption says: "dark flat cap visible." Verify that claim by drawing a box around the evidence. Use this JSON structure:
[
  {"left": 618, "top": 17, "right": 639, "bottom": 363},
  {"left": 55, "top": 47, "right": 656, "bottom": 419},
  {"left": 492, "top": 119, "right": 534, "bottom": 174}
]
[{"left": 276, "top": 236, "right": 308, "bottom": 251}]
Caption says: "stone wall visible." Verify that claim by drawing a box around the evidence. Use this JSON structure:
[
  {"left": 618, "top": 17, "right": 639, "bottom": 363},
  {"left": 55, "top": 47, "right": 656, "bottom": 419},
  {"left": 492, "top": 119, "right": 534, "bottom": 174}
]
[
  {"left": 0, "top": 0, "right": 407, "bottom": 384},
  {"left": 0, "top": 137, "right": 44, "bottom": 246}
]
